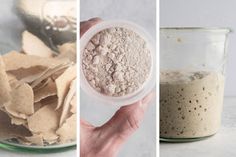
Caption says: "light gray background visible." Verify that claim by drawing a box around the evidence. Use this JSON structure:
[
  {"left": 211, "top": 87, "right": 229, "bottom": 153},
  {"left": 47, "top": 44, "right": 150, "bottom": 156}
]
[
  {"left": 161, "top": 0, "right": 236, "bottom": 96},
  {"left": 0, "top": 0, "right": 23, "bottom": 55},
  {"left": 81, "top": 0, "right": 156, "bottom": 157}
]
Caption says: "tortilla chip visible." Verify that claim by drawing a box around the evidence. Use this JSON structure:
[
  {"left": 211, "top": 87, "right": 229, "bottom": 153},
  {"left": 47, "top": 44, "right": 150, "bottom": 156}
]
[
  {"left": 34, "top": 79, "right": 57, "bottom": 102},
  {"left": 2, "top": 51, "right": 69, "bottom": 71},
  {"left": 57, "top": 42, "right": 76, "bottom": 63},
  {"left": 0, "top": 110, "right": 31, "bottom": 140},
  {"left": 5, "top": 83, "right": 34, "bottom": 117},
  {"left": 22, "top": 31, "right": 54, "bottom": 57},
  {"left": 55, "top": 65, "right": 76, "bottom": 109},
  {"left": 70, "top": 94, "right": 76, "bottom": 114},
  {"left": 59, "top": 79, "right": 76, "bottom": 126},
  {"left": 27, "top": 104, "right": 60, "bottom": 136},
  {"left": 56, "top": 114, "right": 76, "bottom": 144},
  {"left": 0, "top": 56, "right": 11, "bottom": 106}
]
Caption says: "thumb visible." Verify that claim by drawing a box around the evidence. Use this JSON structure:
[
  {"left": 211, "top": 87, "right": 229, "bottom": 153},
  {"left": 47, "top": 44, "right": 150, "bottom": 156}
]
[
  {"left": 80, "top": 17, "right": 102, "bottom": 37},
  {"left": 80, "top": 119, "right": 94, "bottom": 144}
]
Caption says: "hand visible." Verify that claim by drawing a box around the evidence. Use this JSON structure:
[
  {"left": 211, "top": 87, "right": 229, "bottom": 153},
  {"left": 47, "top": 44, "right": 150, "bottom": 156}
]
[
  {"left": 80, "top": 18, "right": 154, "bottom": 157},
  {"left": 80, "top": 17, "right": 102, "bottom": 37}
]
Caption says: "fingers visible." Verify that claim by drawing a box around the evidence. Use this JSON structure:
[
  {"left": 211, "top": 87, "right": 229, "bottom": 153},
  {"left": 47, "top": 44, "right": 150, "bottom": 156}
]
[
  {"left": 80, "top": 119, "right": 94, "bottom": 143},
  {"left": 80, "top": 17, "right": 102, "bottom": 37},
  {"left": 140, "top": 92, "right": 155, "bottom": 110},
  {"left": 100, "top": 92, "right": 154, "bottom": 144},
  {"left": 81, "top": 118, "right": 94, "bottom": 129}
]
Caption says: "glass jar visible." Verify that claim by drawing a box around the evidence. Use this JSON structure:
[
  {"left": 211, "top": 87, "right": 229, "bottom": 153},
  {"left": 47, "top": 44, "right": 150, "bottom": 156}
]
[
  {"left": 0, "top": 0, "right": 76, "bottom": 151},
  {"left": 16, "top": 0, "right": 76, "bottom": 51},
  {"left": 160, "top": 28, "right": 231, "bottom": 142}
]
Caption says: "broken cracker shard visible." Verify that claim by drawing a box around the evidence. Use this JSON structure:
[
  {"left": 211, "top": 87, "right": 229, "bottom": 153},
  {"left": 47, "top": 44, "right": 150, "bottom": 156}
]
[
  {"left": 55, "top": 64, "right": 76, "bottom": 109},
  {"left": 0, "top": 29, "right": 77, "bottom": 146},
  {"left": 59, "top": 78, "right": 76, "bottom": 126},
  {"left": 22, "top": 31, "right": 55, "bottom": 57},
  {"left": 0, "top": 56, "right": 11, "bottom": 106},
  {"left": 5, "top": 82, "right": 34, "bottom": 117}
]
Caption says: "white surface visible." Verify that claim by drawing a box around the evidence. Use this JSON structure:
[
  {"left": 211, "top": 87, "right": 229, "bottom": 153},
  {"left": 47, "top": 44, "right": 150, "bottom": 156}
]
[
  {"left": 161, "top": 0, "right": 236, "bottom": 96},
  {"left": 80, "top": 0, "right": 156, "bottom": 156},
  {"left": 0, "top": 149, "right": 76, "bottom": 157},
  {"left": 160, "top": 97, "right": 236, "bottom": 157}
]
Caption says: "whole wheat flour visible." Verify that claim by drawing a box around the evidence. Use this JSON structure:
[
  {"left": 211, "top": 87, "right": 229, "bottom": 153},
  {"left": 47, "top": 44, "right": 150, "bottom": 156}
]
[{"left": 82, "top": 27, "right": 151, "bottom": 97}]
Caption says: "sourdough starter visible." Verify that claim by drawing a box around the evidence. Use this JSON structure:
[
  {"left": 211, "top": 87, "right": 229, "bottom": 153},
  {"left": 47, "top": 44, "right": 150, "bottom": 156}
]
[{"left": 160, "top": 71, "right": 224, "bottom": 138}]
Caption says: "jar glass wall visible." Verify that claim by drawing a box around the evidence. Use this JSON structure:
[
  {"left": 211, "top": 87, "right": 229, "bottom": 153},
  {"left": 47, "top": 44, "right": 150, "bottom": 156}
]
[{"left": 160, "top": 28, "right": 231, "bottom": 142}]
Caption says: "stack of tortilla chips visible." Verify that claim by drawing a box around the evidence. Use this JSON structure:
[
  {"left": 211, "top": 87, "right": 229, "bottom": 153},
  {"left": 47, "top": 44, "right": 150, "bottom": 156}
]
[{"left": 0, "top": 31, "right": 76, "bottom": 146}]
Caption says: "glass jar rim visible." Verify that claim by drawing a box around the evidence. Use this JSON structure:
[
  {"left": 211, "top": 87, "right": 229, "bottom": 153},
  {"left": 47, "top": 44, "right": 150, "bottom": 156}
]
[{"left": 160, "top": 27, "right": 232, "bottom": 33}]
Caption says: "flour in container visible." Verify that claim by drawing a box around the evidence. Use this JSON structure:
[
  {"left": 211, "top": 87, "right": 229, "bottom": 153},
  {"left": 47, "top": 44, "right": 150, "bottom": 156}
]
[{"left": 82, "top": 27, "right": 152, "bottom": 97}]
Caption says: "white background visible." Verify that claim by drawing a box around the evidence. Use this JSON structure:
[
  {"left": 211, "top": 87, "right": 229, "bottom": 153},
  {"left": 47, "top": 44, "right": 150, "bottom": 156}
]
[{"left": 161, "top": 0, "right": 236, "bottom": 96}]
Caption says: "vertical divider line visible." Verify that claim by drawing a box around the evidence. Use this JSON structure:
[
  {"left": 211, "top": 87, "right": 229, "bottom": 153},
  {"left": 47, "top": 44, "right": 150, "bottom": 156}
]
[
  {"left": 156, "top": 0, "right": 160, "bottom": 156},
  {"left": 77, "top": 0, "right": 80, "bottom": 156}
]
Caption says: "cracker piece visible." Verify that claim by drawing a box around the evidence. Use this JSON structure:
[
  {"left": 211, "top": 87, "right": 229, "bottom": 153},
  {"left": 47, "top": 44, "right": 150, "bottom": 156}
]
[
  {"left": 70, "top": 94, "right": 76, "bottom": 114},
  {"left": 55, "top": 65, "right": 76, "bottom": 109},
  {"left": 2, "top": 51, "right": 68, "bottom": 71},
  {"left": 33, "top": 77, "right": 51, "bottom": 91},
  {"left": 34, "top": 102, "right": 43, "bottom": 113},
  {"left": 10, "top": 115, "right": 27, "bottom": 125},
  {"left": 25, "top": 134, "right": 44, "bottom": 146},
  {"left": 0, "top": 110, "right": 31, "bottom": 140},
  {"left": 0, "top": 107, "right": 27, "bottom": 125},
  {"left": 5, "top": 83, "right": 34, "bottom": 117},
  {"left": 30, "top": 62, "right": 72, "bottom": 88},
  {"left": 34, "top": 79, "right": 57, "bottom": 102},
  {"left": 7, "top": 73, "right": 16, "bottom": 82},
  {"left": 56, "top": 114, "right": 76, "bottom": 144},
  {"left": 57, "top": 42, "right": 76, "bottom": 63},
  {"left": 0, "top": 56, "right": 11, "bottom": 106},
  {"left": 59, "top": 79, "right": 76, "bottom": 125},
  {"left": 22, "top": 31, "right": 54, "bottom": 57},
  {"left": 27, "top": 104, "right": 60, "bottom": 137},
  {"left": 8, "top": 66, "right": 46, "bottom": 83},
  {"left": 42, "top": 131, "right": 59, "bottom": 143}
]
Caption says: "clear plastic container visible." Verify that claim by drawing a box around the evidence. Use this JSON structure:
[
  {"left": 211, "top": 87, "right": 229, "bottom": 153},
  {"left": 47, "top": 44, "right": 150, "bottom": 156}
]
[
  {"left": 160, "top": 27, "right": 231, "bottom": 142},
  {"left": 80, "top": 20, "right": 156, "bottom": 106}
]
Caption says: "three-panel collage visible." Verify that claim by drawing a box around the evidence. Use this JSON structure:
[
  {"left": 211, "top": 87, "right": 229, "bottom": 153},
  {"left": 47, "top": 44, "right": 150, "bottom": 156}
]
[{"left": 0, "top": 0, "right": 235, "bottom": 157}]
